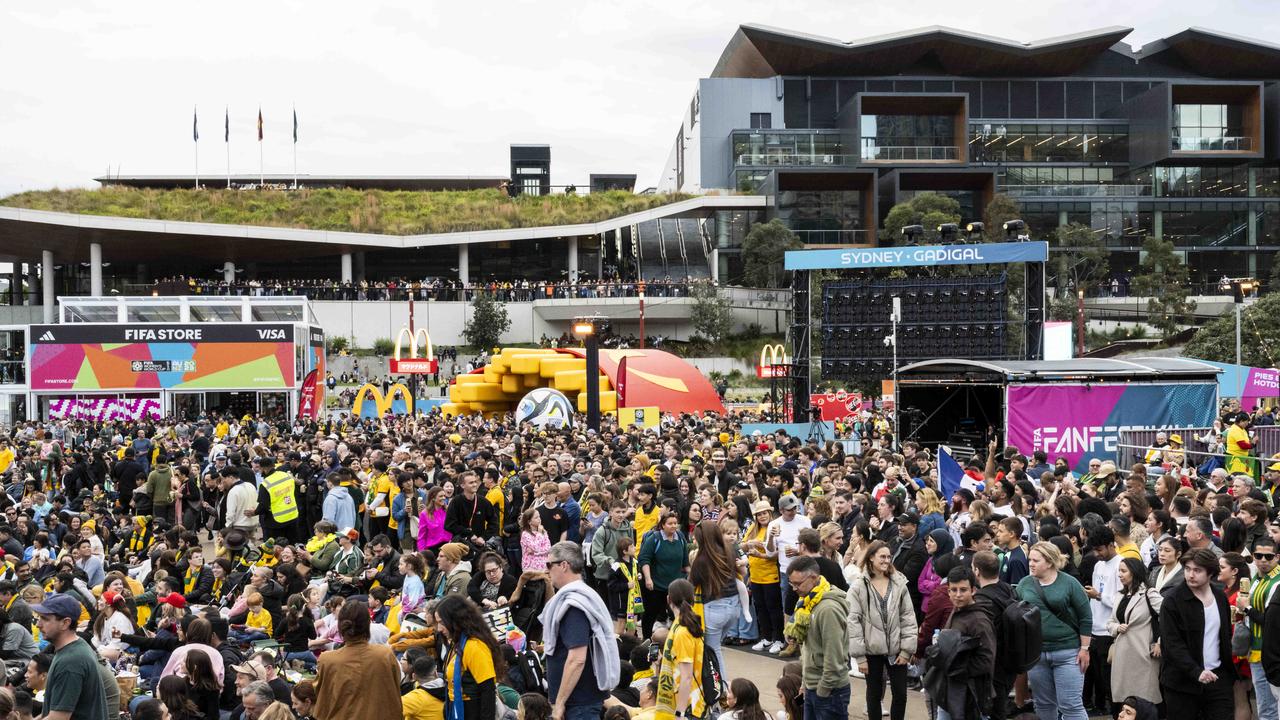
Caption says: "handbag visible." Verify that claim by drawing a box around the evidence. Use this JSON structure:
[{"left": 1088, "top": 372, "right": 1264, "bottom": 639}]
[{"left": 1232, "top": 619, "right": 1252, "bottom": 657}]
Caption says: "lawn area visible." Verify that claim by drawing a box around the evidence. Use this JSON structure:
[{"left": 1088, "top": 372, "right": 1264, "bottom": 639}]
[{"left": 0, "top": 187, "right": 693, "bottom": 235}]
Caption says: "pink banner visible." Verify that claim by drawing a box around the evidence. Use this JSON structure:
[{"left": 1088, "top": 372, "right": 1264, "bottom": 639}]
[{"left": 48, "top": 397, "right": 161, "bottom": 422}]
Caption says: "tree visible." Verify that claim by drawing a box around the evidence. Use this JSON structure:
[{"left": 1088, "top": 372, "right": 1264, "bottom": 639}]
[
  {"left": 1052, "top": 223, "right": 1110, "bottom": 298},
  {"left": 1131, "top": 236, "right": 1197, "bottom": 337},
  {"left": 882, "top": 193, "right": 961, "bottom": 245},
  {"left": 1186, "top": 292, "right": 1280, "bottom": 366},
  {"left": 741, "top": 219, "right": 803, "bottom": 288},
  {"left": 690, "top": 281, "right": 733, "bottom": 344},
  {"left": 981, "top": 193, "right": 1022, "bottom": 242},
  {"left": 463, "top": 291, "right": 511, "bottom": 352}
]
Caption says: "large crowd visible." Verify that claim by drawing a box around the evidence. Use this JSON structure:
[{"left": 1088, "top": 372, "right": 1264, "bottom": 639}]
[
  {"left": 0, "top": 403, "right": 1277, "bottom": 720},
  {"left": 149, "top": 277, "right": 705, "bottom": 302}
]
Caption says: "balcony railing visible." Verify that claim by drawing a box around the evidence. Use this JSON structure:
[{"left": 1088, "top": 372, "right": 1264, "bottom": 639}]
[
  {"left": 1002, "top": 184, "right": 1153, "bottom": 198},
  {"left": 1172, "top": 135, "right": 1254, "bottom": 152},
  {"left": 734, "top": 153, "right": 858, "bottom": 167},
  {"left": 791, "top": 229, "right": 870, "bottom": 244},
  {"left": 860, "top": 145, "right": 960, "bottom": 161}
]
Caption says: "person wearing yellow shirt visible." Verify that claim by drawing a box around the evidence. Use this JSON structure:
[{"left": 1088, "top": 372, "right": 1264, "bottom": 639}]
[
  {"left": 402, "top": 655, "right": 446, "bottom": 720},
  {"left": 742, "top": 499, "right": 783, "bottom": 653},
  {"left": 1227, "top": 412, "right": 1257, "bottom": 478},
  {"left": 231, "top": 592, "right": 272, "bottom": 644},
  {"left": 632, "top": 484, "right": 660, "bottom": 545},
  {"left": 0, "top": 439, "right": 14, "bottom": 477},
  {"left": 436, "top": 594, "right": 503, "bottom": 720},
  {"left": 483, "top": 470, "right": 506, "bottom": 536},
  {"left": 368, "top": 461, "right": 396, "bottom": 539},
  {"left": 656, "top": 580, "right": 707, "bottom": 720}
]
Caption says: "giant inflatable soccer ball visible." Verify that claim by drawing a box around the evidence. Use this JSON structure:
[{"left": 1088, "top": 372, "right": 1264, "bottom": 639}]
[{"left": 515, "top": 387, "right": 575, "bottom": 429}]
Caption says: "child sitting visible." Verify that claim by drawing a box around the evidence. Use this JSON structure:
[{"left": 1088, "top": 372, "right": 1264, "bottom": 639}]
[{"left": 230, "top": 591, "right": 272, "bottom": 644}]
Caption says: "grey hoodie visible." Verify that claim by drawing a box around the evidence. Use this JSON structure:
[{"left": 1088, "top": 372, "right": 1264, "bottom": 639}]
[{"left": 802, "top": 588, "right": 851, "bottom": 696}]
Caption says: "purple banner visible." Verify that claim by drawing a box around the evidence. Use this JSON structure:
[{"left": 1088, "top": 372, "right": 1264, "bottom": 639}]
[
  {"left": 1006, "top": 383, "right": 1218, "bottom": 472},
  {"left": 1243, "top": 367, "right": 1280, "bottom": 407}
]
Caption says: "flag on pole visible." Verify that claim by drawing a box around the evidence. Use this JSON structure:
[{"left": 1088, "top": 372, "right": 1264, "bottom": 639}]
[
  {"left": 193, "top": 106, "right": 199, "bottom": 142},
  {"left": 939, "top": 445, "right": 965, "bottom": 500},
  {"left": 257, "top": 107, "right": 264, "bottom": 141},
  {"left": 224, "top": 107, "right": 229, "bottom": 142},
  {"left": 293, "top": 107, "right": 298, "bottom": 143}
]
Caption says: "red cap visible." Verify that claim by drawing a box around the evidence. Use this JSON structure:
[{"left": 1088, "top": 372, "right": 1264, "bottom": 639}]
[{"left": 158, "top": 592, "right": 186, "bottom": 609}]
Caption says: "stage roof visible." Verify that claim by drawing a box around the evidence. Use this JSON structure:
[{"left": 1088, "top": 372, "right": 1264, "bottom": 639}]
[{"left": 897, "top": 357, "right": 1222, "bottom": 382}]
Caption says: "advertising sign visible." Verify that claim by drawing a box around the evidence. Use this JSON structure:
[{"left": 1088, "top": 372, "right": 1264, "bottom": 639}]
[
  {"left": 785, "top": 241, "right": 1048, "bottom": 271},
  {"left": 299, "top": 370, "right": 319, "bottom": 419},
  {"left": 1006, "top": 382, "right": 1218, "bottom": 473},
  {"left": 1200, "top": 361, "right": 1280, "bottom": 410},
  {"left": 48, "top": 396, "right": 162, "bottom": 422},
  {"left": 810, "top": 391, "right": 864, "bottom": 423},
  {"left": 29, "top": 323, "right": 295, "bottom": 391},
  {"left": 757, "top": 344, "right": 790, "bottom": 379}
]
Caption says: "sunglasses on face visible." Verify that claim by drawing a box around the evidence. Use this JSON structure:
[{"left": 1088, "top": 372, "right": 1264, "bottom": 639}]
[{"left": 1256, "top": 553, "right": 1277, "bottom": 560}]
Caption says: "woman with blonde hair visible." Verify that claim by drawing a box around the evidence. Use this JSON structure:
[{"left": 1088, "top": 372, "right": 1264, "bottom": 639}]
[
  {"left": 817, "top": 522, "right": 843, "bottom": 562},
  {"left": 1015, "top": 541, "right": 1092, "bottom": 720},
  {"left": 914, "top": 488, "right": 945, "bottom": 538},
  {"left": 968, "top": 499, "right": 994, "bottom": 527}
]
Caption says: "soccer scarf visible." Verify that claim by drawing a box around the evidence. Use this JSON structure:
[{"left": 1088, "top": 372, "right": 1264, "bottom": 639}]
[{"left": 447, "top": 635, "right": 468, "bottom": 720}]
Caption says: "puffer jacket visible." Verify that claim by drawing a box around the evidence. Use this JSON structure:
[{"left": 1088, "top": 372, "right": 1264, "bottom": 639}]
[{"left": 847, "top": 571, "right": 919, "bottom": 664}]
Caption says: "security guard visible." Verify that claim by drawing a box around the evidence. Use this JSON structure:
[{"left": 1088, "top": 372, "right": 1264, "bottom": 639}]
[{"left": 254, "top": 457, "right": 300, "bottom": 543}]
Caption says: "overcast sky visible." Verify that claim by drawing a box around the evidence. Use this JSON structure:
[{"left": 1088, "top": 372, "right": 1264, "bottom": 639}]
[{"left": 3, "top": 0, "right": 1279, "bottom": 197}]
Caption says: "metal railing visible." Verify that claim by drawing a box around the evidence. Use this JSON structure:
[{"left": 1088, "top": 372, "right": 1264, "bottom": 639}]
[
  {"left": 1172, "top": 135, "right": 1254, "bottom": 152},
  {"left": 791, "top": 229, "right": 869, "bottom": 244},
  {"left": 137, "top": 280, "right": 770, "bottom": 303},
  {"left": 860, "top": 145, "right": 960, "bottom": 161},
  {"left": 1002, "top": 184, "right": 1152, "bottom": 198},
  {"left": 734, "top": 153, "right": 858, "bottom": 167},
  {"left": 1119, "top": 426, "right": 1280, "bottom": 474}
]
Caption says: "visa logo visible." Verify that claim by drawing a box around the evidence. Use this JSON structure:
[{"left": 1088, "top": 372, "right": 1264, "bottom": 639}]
[{"left": 257, "top": 329, "right": 286, "bottom": 340}]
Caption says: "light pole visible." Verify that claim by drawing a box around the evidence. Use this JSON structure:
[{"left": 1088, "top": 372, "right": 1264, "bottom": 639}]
[
  {"left": 574, "top": 317, "right": 601, "bottom": 432},
  {"left": 1233, "top": 279, "right": 1257, "bottom": 365},
  {"left": 1077, "top": 289, "right": 1085, "bottom": 357},
  {"left": 638, "top": 281, "right": 646, "bottom": 349},
  {"left": 888, "top": 296, "right": 900, "bottom": 449}
]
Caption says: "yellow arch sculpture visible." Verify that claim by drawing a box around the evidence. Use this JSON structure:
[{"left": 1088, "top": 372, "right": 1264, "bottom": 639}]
[{"left": 352, "top": 382, "right": 416, "bottom": 416}]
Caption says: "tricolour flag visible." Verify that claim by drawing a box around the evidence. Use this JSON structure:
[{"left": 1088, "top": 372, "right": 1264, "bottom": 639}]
[
  {"left": 193, "top": 106, "right": 198, "bottom": 142},
  {"left": 939, "top": 445, "right": 965, "bottom": 500},
  {"left": 257, "top": 107, "right": 263, "bottom": 141}
]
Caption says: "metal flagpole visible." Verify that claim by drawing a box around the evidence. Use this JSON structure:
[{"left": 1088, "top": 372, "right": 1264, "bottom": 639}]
[
  {"left": 258, "top": 106, "right": 264, "bottom": 187},
  {"left": 193, "top": 105, "right": 199, "bottom": 189},
  {"left": 292, "top": 105, "right": 298, "bottom": 189},
  {"left": 225, "top": 106, "right": 231, "bottom": 189}
]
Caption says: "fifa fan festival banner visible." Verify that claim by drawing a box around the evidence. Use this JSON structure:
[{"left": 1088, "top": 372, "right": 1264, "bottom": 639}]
[
  {"left": 1005, "top": 382, "right": 1218, "bottom": 473},
  {"left": 29, "top": 323, "right": 295, "bottom": 391},
  {"left": 49, "top": 396, "right": 162, "bottom": 422}
]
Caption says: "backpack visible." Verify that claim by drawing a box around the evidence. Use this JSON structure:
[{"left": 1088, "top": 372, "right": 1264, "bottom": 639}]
[
  {"left": 698, "top": 640, "right": 726, "bottom": 718},
  {"left": 510, "top": 650, "right": 547, "bottom": 695},
  {"left": 998, "top": 599, "right": 1043, "bottom": 673}
]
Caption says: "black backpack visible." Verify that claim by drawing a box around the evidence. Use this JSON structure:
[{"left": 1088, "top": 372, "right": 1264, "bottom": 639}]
[
  {"left": 999, "top": 599, "right": 1043, "bottom": 673},
  {"left": 511, "top": 650, "right": 547, "bottom": 695},
  {"left": 698, "top": 643, "right": 726, "bottom": 718}
]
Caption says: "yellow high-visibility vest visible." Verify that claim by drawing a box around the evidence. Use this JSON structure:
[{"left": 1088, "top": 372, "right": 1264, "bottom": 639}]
[{"left": 262, "top": 470, "right": 299, "bottom": 524}]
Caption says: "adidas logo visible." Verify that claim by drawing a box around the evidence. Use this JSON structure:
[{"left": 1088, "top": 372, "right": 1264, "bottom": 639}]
[{"left": 37, "top": 331, "right": 55, "bottom": 342}]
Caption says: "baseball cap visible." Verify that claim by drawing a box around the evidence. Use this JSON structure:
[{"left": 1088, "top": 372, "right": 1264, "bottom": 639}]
[
  {"left": 231, "top": 659, "right": 268, "bottom": 681},
  {"left": 31, "top": 593, "right": 82, "bottom": 620},
  {"left": 779, "top": 495, "right": 801, "bottom": 511},
  {"left": 157, "top": 592, "right": 187, "bottom": 609},
  {"left": 896, "top": 512, "right": 921, "bottom": 526}
]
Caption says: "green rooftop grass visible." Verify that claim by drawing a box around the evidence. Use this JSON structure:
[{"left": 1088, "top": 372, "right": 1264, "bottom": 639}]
[{"left": 0, "top": 187, "right": 693, "bottom": 235}]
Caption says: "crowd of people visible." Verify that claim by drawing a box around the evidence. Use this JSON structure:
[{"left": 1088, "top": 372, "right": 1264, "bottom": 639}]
[
  {"left": 149, "top": 277, "right": 706, "bottom": 302},
  {"left": 0, "top": 402, "right": 1276, "bottom": 720}
]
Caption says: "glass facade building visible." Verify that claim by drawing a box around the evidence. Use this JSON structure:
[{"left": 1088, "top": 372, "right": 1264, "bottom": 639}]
[{"left": 660, "top": 24, "right": 1280, "bottom": 283}]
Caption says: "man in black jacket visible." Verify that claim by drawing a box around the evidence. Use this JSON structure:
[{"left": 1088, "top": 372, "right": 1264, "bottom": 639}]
[
  {"left": 1160, "top": 548, "right": 1235, "bottom": 720},
  {"left": 972, "top": 550, "right": 1017, "bottom": 720},
  {"left": 893, "top": 512, "right": 928, "bottom": 615},
  {"left": 364, "top": 534, "right": 404, "bottom": 591},
  {"left": 444, "top": 471, "right": 497, "bottom": 554},
  {"left": 934, "top": 565, "right": 996, "bottom": 720},
  {"left": 708, "top": 450, "right": 740, "bottom": 498},
  {"left": 111, "top": 449, "right": 145, "bottom": 511}
]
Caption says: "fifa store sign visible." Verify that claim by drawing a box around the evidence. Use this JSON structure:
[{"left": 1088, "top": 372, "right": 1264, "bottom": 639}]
[{"left": 784, "top": 240, "right": 1049, "bottom": 271}]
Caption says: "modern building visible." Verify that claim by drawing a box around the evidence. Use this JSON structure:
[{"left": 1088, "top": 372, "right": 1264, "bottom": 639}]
[
  {"left": 511, "top": 144, "right": 552, "bottom": 196},
  {"left": 657, "top": 24, "right": 1280, "bottom": 283}
]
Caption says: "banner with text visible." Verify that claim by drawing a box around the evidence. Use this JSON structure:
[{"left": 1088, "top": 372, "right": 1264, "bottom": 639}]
[
  {"left": 29, "top": 323, "right": 295, "bottom": 391},
  {"left": 785, "top": 241, "right": 1048, "bottom": 271},
  {"left": 1005, "top": 382, "right": 1218, "bottom": 473}
]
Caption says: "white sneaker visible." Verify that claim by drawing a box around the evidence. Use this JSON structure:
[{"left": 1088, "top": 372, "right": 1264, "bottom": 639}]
[
  {"left": 768, "top": 641, "right": 784, "bottom": 654},
  {"left": 848, "top": 666, "right": 864, "bottom": 678},
  {"left": 751, "top": 639, "right": 769, "bottom": 651},
  {"left": 881, "top": 710, "right": 890, "bottom": 717}
]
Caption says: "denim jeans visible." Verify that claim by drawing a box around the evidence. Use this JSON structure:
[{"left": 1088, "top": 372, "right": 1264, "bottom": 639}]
[
  {"left": 804, "top": 685, "right": 850, "bottom": 720},
  {"left": 1254, "top": 661, "right": 1280, "bottom": 720},
  {"left": 703, "top": 595, "right": 740, "bottom": 674},
  {"left": 1027, "top": 648, "right": 1087, "bottom": 720},
  {"left": 285, "top": 650, "right": 317, "bottom": 669},
  {"left": 564, "top": 704, "right": 603, "bottom": 720}
]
